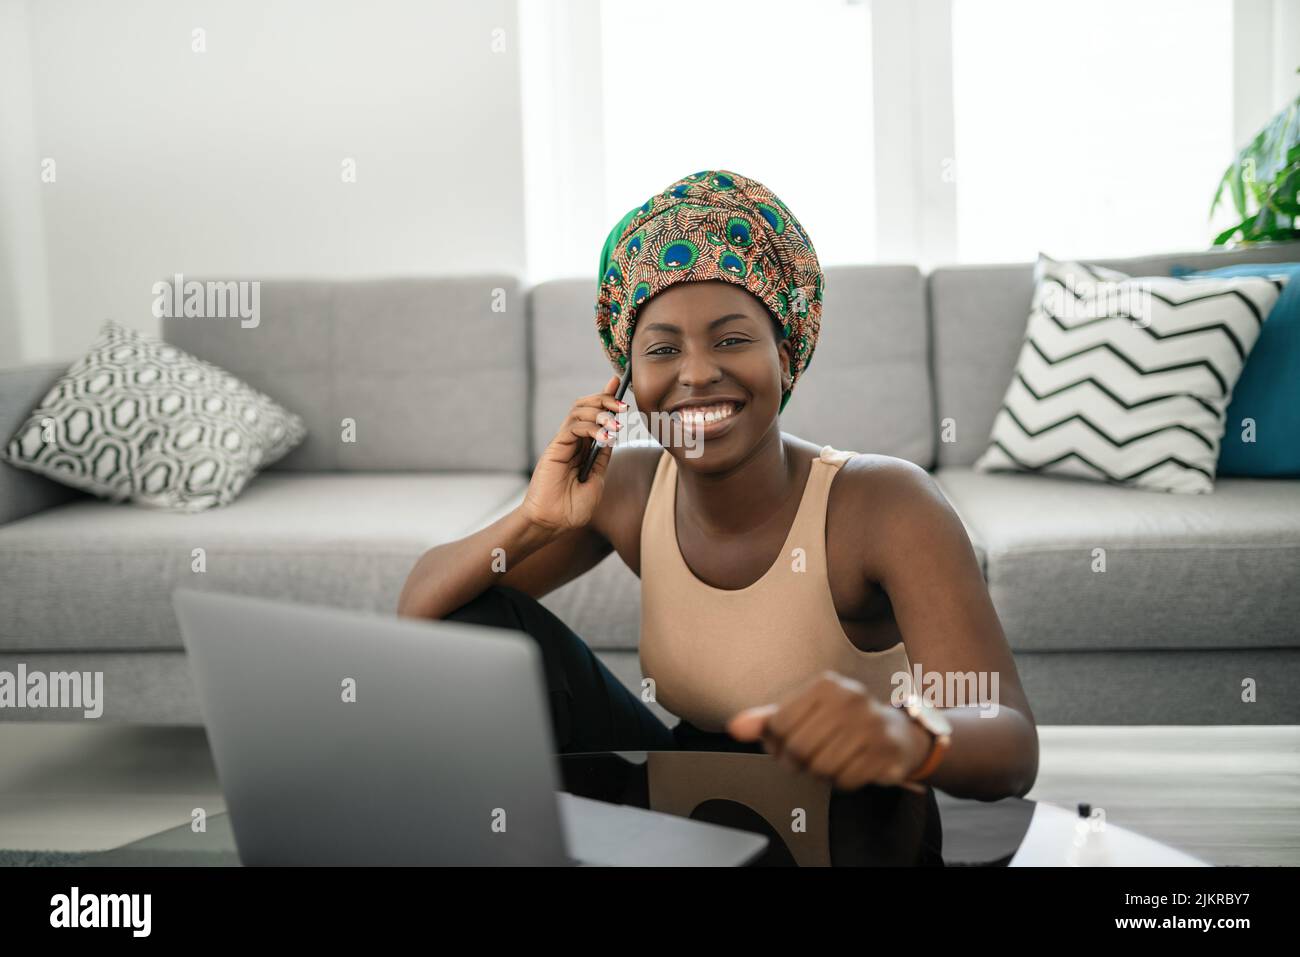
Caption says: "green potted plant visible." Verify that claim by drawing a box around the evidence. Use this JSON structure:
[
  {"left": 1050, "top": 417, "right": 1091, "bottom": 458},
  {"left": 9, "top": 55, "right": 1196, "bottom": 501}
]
[{"left": 1211, "top": 79, "right": 1300, "bottom": 246}]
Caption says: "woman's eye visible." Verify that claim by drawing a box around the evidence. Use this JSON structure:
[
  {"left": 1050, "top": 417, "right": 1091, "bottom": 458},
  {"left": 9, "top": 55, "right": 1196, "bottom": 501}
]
[{"left": 647, "top": 339, "right": 746, "bottom": 356}]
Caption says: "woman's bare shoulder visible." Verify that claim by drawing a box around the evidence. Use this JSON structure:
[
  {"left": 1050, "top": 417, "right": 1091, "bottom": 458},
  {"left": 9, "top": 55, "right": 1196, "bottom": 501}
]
[
  {"left": 832, "top": 452, "right": 945, "bottom": 516},
  {"left": 830, "top": 452, "right": 973, "bottom": 581}
]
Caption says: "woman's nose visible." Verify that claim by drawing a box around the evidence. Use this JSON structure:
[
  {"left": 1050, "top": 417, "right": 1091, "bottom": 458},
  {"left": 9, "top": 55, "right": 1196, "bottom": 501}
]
[{"left": 676, "top": 348, "right": 723, "bottom": 386}]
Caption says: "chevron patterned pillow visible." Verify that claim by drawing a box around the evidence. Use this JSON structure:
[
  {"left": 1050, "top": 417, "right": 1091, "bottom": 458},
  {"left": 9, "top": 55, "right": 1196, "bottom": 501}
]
[
  {"left": 974, "top": 255, "right": 1285, "bottom": 493},
  {"left": 1, "top": 319, "right": 306, "bottom": 512}
]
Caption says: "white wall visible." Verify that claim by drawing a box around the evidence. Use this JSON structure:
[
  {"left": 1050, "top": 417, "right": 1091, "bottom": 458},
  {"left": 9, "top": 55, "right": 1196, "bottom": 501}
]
[
  {"left": 2, "top": 0, "right": 525, "bottom": 362},
  {"left": 5, "top": 0, "right": 1297, "bottom": 364},
  {"left": 0, "top": 0, "right": 53, "bottom": 363}
]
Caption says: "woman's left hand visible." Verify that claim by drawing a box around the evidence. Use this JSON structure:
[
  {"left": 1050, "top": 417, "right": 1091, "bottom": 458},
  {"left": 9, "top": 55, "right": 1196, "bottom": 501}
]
[{"left": 727, "top": 671, "right": 932, "bottom": 791}]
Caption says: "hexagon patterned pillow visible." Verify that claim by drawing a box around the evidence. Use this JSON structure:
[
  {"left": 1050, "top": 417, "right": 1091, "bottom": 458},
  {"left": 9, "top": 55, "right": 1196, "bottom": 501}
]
[{"left": 1, "top": 319, "right": 306, "bottom": 512}]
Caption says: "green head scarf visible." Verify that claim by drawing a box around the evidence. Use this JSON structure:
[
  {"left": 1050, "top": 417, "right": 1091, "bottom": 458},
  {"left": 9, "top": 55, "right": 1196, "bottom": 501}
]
[{"left": 595, "top": 169, "right": 824, "bottom": 414}]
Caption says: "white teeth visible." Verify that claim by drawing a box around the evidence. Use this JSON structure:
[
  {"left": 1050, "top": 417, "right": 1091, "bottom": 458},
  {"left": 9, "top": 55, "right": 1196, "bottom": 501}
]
[{"left": 678, "top": 402, "right": 738, "bottom": 425}]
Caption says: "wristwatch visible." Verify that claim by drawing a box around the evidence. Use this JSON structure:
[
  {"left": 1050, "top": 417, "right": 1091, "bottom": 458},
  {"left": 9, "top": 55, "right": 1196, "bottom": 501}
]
[{"left": 901, "top": 693, "right": 952, "bottom": 783}]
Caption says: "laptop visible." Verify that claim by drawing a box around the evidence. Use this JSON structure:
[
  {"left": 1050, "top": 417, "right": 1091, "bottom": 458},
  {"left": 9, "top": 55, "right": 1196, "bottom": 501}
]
[{"left": 171, "top": 587, "right": 769, "bottom": 866}]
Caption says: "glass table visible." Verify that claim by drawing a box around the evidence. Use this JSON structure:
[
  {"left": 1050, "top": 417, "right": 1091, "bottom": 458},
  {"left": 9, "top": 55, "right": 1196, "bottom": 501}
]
[
  {"left": 65, "top": 749, "right": 1200, "bottom": 867},
  {"left": 66, "top": 749, "right": 1051, "bottom": 867}
]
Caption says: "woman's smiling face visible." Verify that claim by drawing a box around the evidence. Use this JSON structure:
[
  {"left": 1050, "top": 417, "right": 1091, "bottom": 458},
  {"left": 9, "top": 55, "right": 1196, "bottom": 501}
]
[{"left": 629, "top": 280, "right": 792, "bottom": 464}]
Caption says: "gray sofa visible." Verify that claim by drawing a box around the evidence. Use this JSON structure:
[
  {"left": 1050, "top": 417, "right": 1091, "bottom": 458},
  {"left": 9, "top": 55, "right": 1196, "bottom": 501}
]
[{"left": 3, "top": 243, "right": 1299, "bottom": 726}]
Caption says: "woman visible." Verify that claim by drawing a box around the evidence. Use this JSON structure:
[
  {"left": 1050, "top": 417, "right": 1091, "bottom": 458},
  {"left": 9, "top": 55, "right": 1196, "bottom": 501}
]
[{"left": 398, "top": 169, "right": 1038, "bottom": 802}]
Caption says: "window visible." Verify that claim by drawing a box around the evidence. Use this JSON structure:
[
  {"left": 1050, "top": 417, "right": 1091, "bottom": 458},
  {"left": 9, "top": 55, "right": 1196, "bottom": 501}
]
[
  {"left": 951, "top": 0, "right": 1235, "bottom": 262},
  {"left": 597, "top": 0, "right": 875, "bottom": 267},
  {"left": 523, "top": 0, "right": 1268, "bottom": 281}
]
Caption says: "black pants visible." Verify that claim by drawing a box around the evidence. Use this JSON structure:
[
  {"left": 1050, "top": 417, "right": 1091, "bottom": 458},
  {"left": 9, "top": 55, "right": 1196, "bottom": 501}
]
[{"left": 443, "top": 584, "right": 765, "bottom": 755}]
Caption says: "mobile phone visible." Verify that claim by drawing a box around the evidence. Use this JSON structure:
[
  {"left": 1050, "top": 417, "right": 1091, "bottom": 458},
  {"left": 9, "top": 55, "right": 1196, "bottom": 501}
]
[{"left": 578, "top": 361, "right": 632, "bottom": 483}]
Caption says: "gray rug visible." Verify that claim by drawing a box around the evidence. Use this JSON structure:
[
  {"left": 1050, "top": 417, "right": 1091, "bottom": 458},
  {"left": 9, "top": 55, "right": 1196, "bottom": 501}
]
[
  {"left": 0, "top": 849, "right": 91, "bottom": 867},
  {"left": 1, "top": 847, "right": 239, "bottom": 866}
]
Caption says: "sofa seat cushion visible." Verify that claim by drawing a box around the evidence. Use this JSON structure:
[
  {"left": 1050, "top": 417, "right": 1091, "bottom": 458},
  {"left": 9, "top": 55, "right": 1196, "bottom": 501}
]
[
  {"left": 0, "top": 472, "right": 527, "bottom": 652},
  {"left": 932, "top": 468, "right": 1300, "bottom": 652}
]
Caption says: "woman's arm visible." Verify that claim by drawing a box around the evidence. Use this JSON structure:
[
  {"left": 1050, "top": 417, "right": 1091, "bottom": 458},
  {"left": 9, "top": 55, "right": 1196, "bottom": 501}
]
[
  {"left": 860, "top": 458, "right": 1039, "bottom": 801},
  {"left": 398, "top": 376, "right": 627, "bottom": 620},
  {"left": 398, "top": 505, "right": 619, "bottom": 619}
]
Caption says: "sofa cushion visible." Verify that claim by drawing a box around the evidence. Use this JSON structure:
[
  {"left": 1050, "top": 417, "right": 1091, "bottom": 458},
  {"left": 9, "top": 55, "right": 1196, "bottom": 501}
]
[
  {"left": 932, "top": 467, "right": 1300, "bottom": 652},
  {"left": 0, "top": 362, "right": 88, "bottom": 526},
  {"left": 529, "top": 264, "right": 934, "bottom": 469},
  {"left": 1174, "top": 262, "right": 1300, "bottom": 478},
  {"left": 2, "top": 320, "right": 307, "bottom": 512},
  {"left": 779, "top": 265, "right": 934, "bottom": 468},
  {"left": 0, "top": 472, "right": 527, "bottom": 652},
  {"left": 161, "top": 276, "right": 530, "bottom": 472},
  {"left": 972, "top": 257, "right": 1280, "bottom": 494},
  {"left": 931, "top": 240, "right": 1300, "bottom": 468}
]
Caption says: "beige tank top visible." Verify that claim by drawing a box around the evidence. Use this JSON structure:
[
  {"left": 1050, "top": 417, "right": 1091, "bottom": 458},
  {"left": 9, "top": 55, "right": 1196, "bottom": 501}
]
[{"left": 639, "top": 444, "right": 914, "bottom": 733}]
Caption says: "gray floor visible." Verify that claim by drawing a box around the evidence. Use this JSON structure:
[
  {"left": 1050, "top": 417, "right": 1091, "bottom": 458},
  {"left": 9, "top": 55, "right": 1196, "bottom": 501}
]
[{"left": 0, "top": 723, "right": 1295, "bottom": 866}]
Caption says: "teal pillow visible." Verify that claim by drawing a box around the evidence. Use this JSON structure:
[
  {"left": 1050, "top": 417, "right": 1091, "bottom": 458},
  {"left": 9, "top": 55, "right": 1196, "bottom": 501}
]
[{"left": 1175, "top": 263, "right": 1300, "bottom": 477}]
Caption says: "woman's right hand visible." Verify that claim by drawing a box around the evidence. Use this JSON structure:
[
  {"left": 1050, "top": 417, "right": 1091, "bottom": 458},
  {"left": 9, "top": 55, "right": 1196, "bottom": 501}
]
[{"left": 520, "top": 374, "right": 627, "bottom": 533}]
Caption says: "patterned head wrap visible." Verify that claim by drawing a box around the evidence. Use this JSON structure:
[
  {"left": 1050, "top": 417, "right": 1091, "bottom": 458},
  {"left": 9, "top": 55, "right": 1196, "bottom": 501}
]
[{"left": 595, "top": 169, "right": 824, "bottom": 414}]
